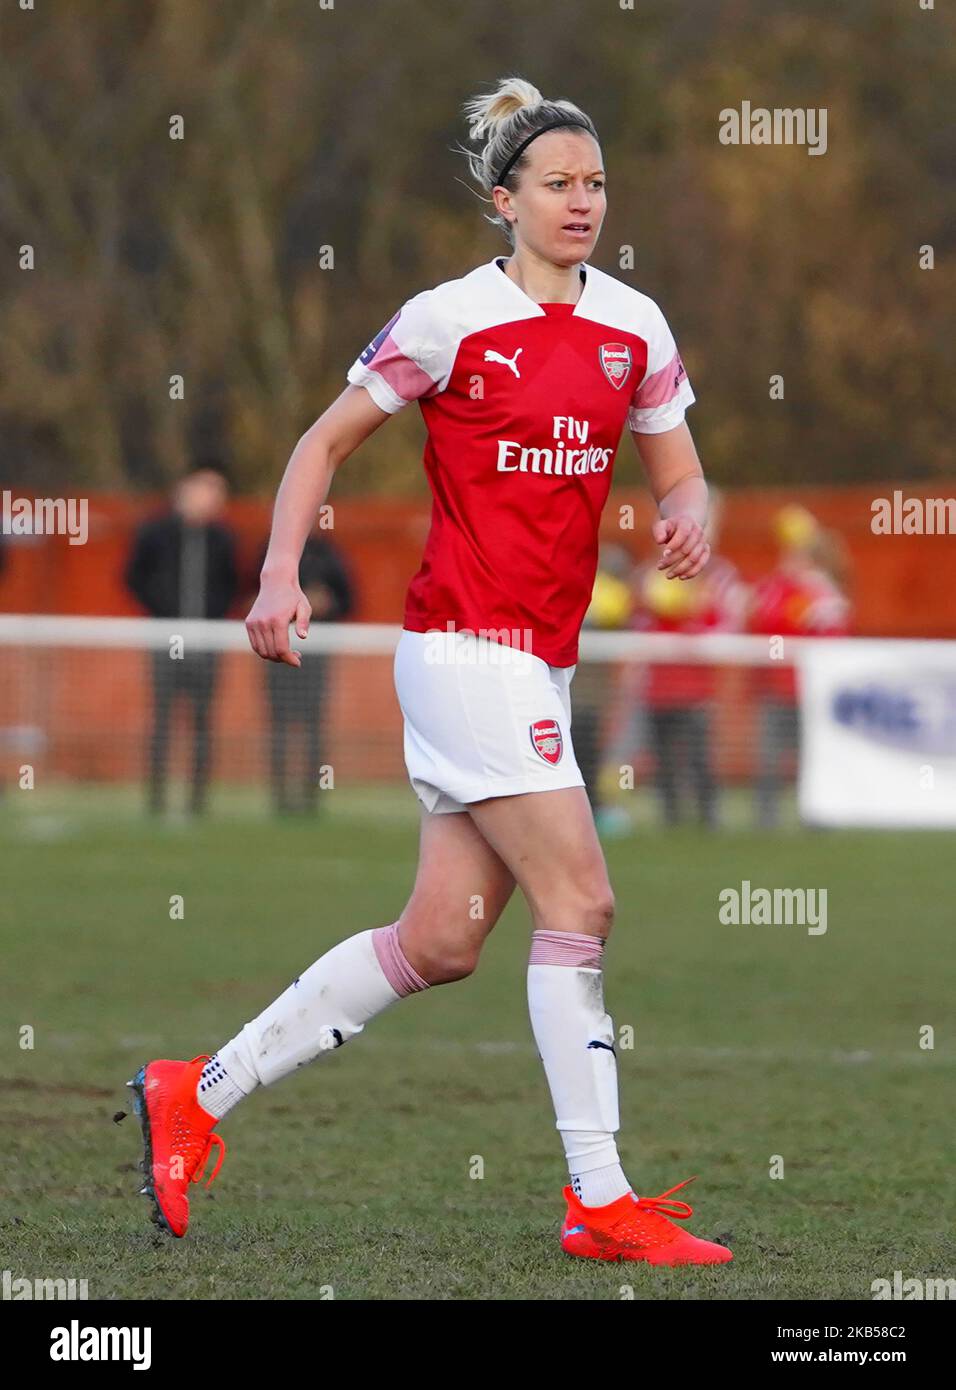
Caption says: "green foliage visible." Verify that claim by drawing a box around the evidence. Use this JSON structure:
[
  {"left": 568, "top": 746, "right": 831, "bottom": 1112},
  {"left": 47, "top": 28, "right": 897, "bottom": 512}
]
[{"left": 0, "top": 0, "right": 952, "bottom": 492}]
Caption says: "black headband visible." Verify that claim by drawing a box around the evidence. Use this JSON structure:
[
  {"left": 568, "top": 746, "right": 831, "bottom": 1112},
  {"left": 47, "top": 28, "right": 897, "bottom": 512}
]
[{"left": 492, "top": 116, "right": 594, "bottom": 188}]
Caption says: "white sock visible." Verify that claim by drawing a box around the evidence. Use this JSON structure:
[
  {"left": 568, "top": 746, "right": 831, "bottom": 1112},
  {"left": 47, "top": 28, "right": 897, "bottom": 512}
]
[
  {"left": 197, "top": 923, "right": 429, "bottom": 1119},
  {"left": 196, "top": 1052, "right": 247, "bottom": 1119},
  {"left": 570, "top": 1160, "right": 632, "bottom": 1207},
  {"left": 527, "top": 929, "right": 633, "bottom": 1205}
]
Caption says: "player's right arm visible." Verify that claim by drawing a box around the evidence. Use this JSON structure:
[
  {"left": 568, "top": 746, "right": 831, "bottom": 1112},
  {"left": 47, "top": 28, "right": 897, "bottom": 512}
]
[
  {"left": 248, "top": 288, "right": 444, "bottom": 664},
  {"left": 245, "top": 385, "right": 391, "bottom": 665}
]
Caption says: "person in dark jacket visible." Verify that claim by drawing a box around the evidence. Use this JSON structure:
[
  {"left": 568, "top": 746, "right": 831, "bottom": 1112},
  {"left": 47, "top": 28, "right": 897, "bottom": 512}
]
[
  {"left": 124, "top": 462, "right": 238, "bottom": 815},
  {"left": 255, "top": 532, "right": 355, "bottom": 814}
]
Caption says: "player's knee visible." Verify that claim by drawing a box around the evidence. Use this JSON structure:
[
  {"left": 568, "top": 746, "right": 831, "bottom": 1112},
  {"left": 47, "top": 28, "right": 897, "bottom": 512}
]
[
  {"left": 541, "top": 885, "right": 615, "bottom": 940},
  {"left": 398, "top": 913, "right": 487, "bottom": 986},
  {"left": 588, "top": 889, "right": 616, "bottom": 940},
  {"left": 415, "top": 941, "right": 482, "bottom": 986}
]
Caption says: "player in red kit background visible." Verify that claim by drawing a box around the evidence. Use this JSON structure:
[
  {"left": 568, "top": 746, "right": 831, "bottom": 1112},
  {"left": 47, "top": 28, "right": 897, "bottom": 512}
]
[
  {"left": 128, "top": 76, "right": 732, "bottom": 1267},
  {"left": 631, "top": 493, "right": 746, "bottom": 828},
  {"left": 748, "top": 506, "right": 852, "bottom": 827}
]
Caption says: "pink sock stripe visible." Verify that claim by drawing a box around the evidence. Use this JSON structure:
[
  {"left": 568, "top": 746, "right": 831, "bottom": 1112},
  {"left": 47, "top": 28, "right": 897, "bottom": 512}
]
[
  {"left": 529, "top": 929, "right": 604, "bottom": 968},
  {"left": 372, "top": 922, "right": 430, "bottom": 996}
]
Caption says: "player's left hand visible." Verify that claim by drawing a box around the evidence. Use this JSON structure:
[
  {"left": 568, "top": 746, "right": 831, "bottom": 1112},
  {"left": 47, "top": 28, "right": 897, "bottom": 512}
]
[{"left": 652, "top": 514, "right": 710, "bottom": 580}]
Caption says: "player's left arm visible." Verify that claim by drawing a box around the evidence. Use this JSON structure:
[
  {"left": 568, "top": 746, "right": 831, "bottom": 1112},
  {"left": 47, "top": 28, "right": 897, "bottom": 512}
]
[{"left": 631, "top": 422, "right": 710, "bottom": 580}]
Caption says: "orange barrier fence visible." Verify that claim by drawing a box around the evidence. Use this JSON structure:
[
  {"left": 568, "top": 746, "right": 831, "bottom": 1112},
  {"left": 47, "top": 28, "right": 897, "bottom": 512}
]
[{"left": 2, "top": 483, "right": 954, "bottom": 637}]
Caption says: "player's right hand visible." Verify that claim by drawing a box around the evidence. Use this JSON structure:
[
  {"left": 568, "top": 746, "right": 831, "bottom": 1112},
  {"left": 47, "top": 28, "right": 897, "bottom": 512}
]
[{"left": 245, "top": 576, "right": 311, "bottom": 666}]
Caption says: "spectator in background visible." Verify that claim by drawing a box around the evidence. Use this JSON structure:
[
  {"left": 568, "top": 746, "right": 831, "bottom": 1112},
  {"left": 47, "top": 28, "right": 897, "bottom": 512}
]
[
  {"left": 124, "top": 461, "right": 238, "bottom": 816},
  {"left": 631, "top": 493, "right": 745, "bottom": 828},
  {"left": 255, "top": 530, "right": 355, "bottom": 815},
  {"left": 748, "top": 505, "right": 852, "bottom": 828}
]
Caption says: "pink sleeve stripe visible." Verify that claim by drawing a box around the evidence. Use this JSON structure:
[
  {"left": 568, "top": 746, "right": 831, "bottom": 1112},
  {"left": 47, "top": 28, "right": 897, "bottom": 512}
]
[
  {"left": 631, "top": 350, "right": 687, "bottom": 410},
  {"left": 364, "top": 332, "right": 436, "bottom": 403},
  {"left": 529, "top": 929, "right": 605, "bottom": 968}
]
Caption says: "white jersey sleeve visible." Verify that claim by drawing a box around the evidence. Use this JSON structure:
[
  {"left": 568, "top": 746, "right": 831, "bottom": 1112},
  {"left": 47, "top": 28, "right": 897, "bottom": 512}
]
[
  {"left": 627, "top": 299, "right": 696, "bottom": 434},
  {"left": 346, "top": 289, "right": 450, "bottom": 413}
]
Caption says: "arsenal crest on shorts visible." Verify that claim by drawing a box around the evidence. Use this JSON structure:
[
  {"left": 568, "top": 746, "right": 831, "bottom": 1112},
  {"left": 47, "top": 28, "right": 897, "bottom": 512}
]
[
  {"left": 530, "top": 718, "right": 563, "bottom": 765},
  {"left": 599, "top": 343, "right": 632, "bottom": 390}
]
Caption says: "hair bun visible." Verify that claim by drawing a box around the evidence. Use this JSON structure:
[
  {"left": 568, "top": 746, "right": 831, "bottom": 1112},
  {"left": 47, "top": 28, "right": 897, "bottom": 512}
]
[{"left": 462, "top": 76, "right": 544, "bottom": 143}]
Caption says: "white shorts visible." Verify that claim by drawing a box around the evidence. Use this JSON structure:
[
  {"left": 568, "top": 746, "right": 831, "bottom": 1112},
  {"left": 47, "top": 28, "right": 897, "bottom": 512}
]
[{"left": 393, "top": 628, "right": 586, "bottom": 814}]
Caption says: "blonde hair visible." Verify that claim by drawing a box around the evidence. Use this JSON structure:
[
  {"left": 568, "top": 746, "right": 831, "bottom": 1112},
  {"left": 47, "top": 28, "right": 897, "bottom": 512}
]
[{"left": 455, "top": 76, "right": 599, "bottom": 245}]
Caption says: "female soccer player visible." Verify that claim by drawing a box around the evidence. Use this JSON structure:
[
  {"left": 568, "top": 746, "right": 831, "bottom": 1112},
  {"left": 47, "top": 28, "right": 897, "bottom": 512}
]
[{"left": 129, "top": 76, "right": 732, "bottom": 1266}]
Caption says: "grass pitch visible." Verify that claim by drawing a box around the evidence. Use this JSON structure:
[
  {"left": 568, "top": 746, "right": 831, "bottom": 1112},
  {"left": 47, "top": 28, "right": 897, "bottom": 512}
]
[{"left": 2, "top": 784, "right": 954, "bottom": 1300}]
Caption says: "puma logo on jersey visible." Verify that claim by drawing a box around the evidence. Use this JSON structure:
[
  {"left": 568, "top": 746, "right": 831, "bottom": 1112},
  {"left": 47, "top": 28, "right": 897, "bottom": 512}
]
[{"left": 484, "top": 348, "right": 523, "bottom": 379}]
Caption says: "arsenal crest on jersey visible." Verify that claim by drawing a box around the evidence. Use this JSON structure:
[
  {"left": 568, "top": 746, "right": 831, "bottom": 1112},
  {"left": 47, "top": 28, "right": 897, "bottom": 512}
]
[
  {"left": 599, "top": 343, "right": 632, "bottom": 390},
  {"left": 530, "top": 718, "right": 563, "bottom": 765}
]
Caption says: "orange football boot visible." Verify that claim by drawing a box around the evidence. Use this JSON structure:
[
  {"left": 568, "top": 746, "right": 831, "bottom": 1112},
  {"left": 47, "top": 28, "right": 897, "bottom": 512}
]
[
  {"left": 560, "top": 1176, "right": 732, "bottom": 1265},
  {"left": 127, "top": 1055, "right": 226, "bottom": 1237}
]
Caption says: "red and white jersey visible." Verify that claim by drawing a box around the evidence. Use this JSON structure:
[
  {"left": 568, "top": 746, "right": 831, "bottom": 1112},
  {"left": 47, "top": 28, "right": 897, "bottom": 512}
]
[{"left": 347, "top": 254, "right": 695, "bottom": 666}]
